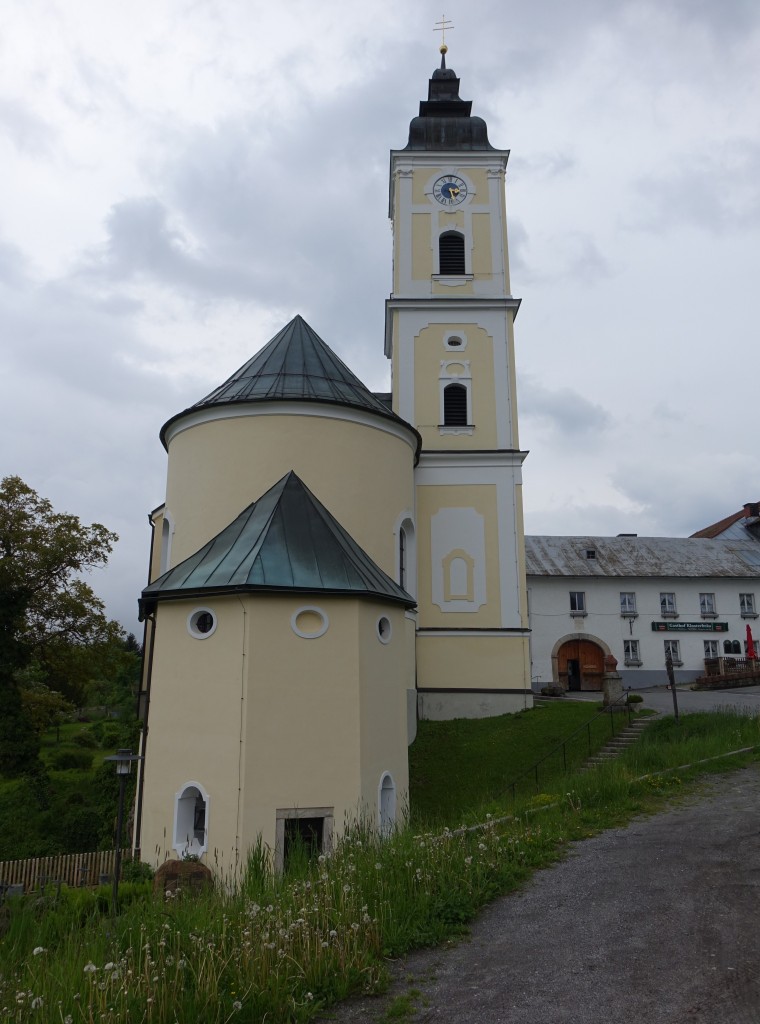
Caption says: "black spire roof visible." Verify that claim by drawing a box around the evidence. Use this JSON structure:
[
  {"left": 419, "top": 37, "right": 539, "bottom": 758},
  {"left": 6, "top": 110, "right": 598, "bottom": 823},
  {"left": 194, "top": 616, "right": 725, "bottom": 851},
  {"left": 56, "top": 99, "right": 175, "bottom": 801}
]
[
  {"left": 404, "top": 54, "right": 495, "bottom": 151},
  {"left": 160, "top": 315, "right": 420, "bottom": 452},
  {"left": 139, "top": 471, "right": 416, "bottom": 616}
]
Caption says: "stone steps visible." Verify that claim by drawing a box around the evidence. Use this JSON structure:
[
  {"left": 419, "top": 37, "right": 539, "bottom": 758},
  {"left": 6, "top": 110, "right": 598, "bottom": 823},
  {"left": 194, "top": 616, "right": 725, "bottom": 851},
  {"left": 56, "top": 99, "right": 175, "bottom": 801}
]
[{"left": 582, "top": 716, "right": 655, "bottom": 770}]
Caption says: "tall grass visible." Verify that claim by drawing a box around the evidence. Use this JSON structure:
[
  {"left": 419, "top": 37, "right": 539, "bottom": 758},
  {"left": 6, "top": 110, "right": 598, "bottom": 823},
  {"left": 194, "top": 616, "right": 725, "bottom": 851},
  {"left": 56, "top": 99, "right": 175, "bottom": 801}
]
[{"left": 1, "top": 709, "right": 758, "bottom": 1023}]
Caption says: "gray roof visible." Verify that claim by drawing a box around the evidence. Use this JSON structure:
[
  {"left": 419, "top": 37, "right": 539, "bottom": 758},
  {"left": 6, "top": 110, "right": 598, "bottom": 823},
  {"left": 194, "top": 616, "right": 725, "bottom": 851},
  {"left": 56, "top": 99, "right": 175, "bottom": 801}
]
[
  {"left": 525, "top": 536, "right": 760, "bottom": 579},
  {"left": 160, "top": 315, "right": 418, "bottom": 449},
  {"left": 139, "top": 471, "right": 415, "bottom": 615}
]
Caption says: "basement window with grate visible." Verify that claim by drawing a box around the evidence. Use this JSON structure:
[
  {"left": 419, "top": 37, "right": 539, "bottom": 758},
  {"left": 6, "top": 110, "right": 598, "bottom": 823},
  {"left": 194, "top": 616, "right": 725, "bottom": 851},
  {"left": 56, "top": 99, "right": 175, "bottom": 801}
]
[{"left": 439, "top": 231, "right": 465, "bottom": 275}]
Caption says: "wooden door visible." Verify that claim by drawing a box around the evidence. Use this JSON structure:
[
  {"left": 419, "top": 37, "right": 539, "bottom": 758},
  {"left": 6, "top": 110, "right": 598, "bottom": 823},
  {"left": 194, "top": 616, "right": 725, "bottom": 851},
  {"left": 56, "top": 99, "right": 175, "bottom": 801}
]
[{"left": 557, "top": 639, "right": 605, "bottom": 691}]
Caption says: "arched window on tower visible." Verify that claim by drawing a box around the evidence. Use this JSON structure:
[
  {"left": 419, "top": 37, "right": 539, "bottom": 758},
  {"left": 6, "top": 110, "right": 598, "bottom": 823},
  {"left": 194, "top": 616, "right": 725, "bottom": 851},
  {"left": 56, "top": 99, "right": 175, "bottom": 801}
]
[
  {"left": 443, "top": 382, "right": 469, "bottom": 426},
  {"left": 439, "top": 231, "right": 465, "bottom": 275}
]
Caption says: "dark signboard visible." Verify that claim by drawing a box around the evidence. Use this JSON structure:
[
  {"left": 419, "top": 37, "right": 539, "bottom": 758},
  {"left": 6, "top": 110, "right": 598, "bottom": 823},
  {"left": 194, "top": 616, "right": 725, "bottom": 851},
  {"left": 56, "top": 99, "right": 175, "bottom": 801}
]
[{"left": 651, "top": 621, "right": 729, "bottom": 633}]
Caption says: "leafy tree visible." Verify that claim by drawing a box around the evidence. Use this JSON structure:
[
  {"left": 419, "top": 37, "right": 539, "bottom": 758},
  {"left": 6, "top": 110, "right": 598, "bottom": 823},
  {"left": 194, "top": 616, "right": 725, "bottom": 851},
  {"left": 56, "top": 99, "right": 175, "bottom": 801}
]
[
  {"left": 0, "top": 475, "right": 120, "bottom": 775},
  {"left": 85, "top": 632, "right": 142, "bottom": 720},
  {"left": 19, "top": 679, "right": 74, "bottom": 734}
]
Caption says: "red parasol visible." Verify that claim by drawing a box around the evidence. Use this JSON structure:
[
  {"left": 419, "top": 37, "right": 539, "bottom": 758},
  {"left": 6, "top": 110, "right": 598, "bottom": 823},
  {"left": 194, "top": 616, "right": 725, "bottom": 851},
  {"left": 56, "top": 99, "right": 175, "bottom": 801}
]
[{"left": 747, "top": 623, "right": 757, "bottom": 660}]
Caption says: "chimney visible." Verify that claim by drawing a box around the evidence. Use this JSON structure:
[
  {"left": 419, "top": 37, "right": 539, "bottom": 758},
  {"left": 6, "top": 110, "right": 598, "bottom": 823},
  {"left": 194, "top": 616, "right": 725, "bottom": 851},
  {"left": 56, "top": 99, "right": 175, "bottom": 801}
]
[{"left": 744, "top": 502, "right": 760, "bottom": 518}]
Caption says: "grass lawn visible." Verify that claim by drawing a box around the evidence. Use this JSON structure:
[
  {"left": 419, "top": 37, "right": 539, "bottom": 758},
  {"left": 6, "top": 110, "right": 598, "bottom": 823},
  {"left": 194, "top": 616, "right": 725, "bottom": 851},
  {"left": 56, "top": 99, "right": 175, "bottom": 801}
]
[{"left": 410, "top": 700, "right": 623, "bottom": 824}]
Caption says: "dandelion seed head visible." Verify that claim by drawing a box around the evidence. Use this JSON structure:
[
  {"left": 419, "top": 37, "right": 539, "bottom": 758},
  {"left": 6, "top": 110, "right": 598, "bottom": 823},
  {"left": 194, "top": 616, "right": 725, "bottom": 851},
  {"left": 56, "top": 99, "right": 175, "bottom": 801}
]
[
  {"left": 232, "top": 1001, "right": 242, "bottom": 1011},
  {"left": 31, "top": 997, "right": 43, "bottom": 1009},
  {"left": 84, "top": 963, "right": 97, "bottom": 974},
  {"left": 32, "top": 947, "right": 45, "bottom": 956}
]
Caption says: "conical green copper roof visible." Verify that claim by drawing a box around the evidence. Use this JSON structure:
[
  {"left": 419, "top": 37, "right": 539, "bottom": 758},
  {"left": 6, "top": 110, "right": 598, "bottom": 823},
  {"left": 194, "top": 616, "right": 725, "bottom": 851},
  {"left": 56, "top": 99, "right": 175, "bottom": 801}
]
[
  {"left": 160, "top": 315, "right": 416, "bottom": 447},
  {"left": 139, "top": 471, "right": 415, "bottom": 616}
]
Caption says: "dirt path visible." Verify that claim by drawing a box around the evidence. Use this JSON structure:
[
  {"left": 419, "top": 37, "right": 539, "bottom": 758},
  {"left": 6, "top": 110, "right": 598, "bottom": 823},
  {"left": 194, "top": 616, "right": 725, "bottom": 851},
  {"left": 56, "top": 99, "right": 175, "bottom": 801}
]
[{"left": 319, "top": 765, "right": 760, "bottom": 1024}]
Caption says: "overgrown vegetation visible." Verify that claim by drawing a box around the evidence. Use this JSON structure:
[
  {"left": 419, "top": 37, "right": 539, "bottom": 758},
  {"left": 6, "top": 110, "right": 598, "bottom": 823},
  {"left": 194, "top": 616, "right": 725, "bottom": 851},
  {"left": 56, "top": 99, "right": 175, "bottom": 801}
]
[
  {"left": 0, "top": 719, "right": 140, "bottom": 860},
  {"left": 2, "top": 707, "right": 759, "bottom": 1023},
  {"left": 410, "top": 701, "right": 620, "bottom": 823}
]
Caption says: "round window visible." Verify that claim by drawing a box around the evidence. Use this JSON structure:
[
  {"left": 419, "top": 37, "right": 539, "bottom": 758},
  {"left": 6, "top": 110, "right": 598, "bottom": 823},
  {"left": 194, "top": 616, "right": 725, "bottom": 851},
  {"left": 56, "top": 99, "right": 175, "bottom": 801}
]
[
  {"left": 377, "top": 616, "right": 392, "bottom": 644},
  {"left": 188, "top": 608, "right": 217, "bottom": 639}
]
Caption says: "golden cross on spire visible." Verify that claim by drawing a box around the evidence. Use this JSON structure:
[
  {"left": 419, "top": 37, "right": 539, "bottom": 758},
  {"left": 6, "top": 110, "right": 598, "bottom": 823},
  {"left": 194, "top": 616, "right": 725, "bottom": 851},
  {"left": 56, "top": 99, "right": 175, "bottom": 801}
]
[{"left": 434, "top": 13, "right": 454, "bottom": 54}]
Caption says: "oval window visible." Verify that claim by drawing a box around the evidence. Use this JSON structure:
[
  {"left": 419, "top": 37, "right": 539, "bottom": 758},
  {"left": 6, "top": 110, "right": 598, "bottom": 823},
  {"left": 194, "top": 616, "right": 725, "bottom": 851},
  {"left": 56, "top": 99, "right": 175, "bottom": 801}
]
[
  {"left": 291, "top": 606, "right": 329, "bottom": 639},
  {"left": 377, "top": 616, "right": 392, "bottom": 644}
]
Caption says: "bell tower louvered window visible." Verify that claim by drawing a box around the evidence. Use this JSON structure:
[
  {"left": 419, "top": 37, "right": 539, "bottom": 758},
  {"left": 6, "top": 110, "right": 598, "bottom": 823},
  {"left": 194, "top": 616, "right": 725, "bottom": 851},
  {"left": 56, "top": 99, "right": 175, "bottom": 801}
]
[
  {"left": 443, "top": 383, "right": 468, "bottom": 426},
  {"left": 439, "top": 231, "right": 465, "bottom": 275}
]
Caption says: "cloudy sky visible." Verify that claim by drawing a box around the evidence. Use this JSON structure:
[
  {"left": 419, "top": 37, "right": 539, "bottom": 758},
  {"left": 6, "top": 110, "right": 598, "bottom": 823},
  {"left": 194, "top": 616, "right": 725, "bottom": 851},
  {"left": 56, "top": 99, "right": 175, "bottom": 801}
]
[{"left": 2, "top": 0, "right": 758, "bottom": 635}]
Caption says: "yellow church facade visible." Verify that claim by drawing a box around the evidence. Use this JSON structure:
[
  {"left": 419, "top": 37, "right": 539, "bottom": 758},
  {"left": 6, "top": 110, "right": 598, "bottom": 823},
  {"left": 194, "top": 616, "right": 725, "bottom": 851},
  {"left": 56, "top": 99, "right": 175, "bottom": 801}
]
[{"left": 134, "top": 55, "right": 531, "bottom": 872}]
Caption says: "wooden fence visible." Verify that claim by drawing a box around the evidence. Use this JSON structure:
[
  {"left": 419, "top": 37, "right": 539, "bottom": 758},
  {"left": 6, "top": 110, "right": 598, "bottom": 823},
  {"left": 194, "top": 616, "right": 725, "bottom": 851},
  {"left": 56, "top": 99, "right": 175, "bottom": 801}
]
[{"left": 0, "top": 849, "right": 132, "bottom": 895}]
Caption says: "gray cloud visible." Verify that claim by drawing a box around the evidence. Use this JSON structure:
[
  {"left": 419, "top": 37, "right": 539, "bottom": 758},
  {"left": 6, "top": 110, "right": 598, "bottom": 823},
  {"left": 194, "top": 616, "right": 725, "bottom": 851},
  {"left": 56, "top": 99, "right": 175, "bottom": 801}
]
[
  {"left": 632, "top": 142, "right": 760, "bottom": 234},
  {"left": 520, "top": 375, "right": 612, "bottom": 438},
  {"left": 0, "top": 99, "right": 56, "bottom": 156}
]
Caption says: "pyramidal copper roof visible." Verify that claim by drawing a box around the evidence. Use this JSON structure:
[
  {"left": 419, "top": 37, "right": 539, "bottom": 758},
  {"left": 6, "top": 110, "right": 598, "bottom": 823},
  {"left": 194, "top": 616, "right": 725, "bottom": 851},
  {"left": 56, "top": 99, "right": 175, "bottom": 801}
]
[
  {"left": 139, "top": 471, "right": 415, "bottom": 616},
  {"left": 160, "top": 315, "right": 417, "bottom": 448}
]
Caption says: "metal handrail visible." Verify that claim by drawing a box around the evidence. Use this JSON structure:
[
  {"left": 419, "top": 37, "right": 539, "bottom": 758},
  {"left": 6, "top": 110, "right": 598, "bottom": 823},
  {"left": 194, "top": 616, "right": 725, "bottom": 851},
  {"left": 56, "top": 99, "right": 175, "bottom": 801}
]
[{"left": 506, "top": 693, "right": 633, "bottom": 802}]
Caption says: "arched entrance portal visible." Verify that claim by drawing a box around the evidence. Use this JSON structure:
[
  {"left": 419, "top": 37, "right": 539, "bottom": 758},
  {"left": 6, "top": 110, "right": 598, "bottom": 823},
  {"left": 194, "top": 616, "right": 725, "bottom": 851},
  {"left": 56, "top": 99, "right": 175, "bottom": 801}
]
[{"left": 557, "top": 638, "right": 606, "bottom": 691}]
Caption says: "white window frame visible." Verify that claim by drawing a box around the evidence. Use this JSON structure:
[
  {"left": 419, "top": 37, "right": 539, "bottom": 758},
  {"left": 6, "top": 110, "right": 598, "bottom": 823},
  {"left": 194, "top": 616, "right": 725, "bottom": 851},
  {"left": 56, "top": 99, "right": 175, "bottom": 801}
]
[
  {"left": 439, "top": 360, "right": 473, "bottom": 434},
  {"left": 173, "top": 781, "right": 209, "bottom": 858},
  {"left": 699, "top": 592, "right": 717, "bottom": 618},
  {"left": 569, "top": 591, "right": 587, "bottom": 616},
  {"left": 740, "top": 593, "right": 757, "bottom": 618},
  {"left": 378, "top": 772, "right": 397, "bottom": 836},
  {"left": 623, "top": 639, "right": 641, "bottom": 666},
  {"left": 664, "top": 639, "right": 682, "bottom": 665},
  {"left": 395, "top": 514, "right": 417, "bottom": 598},
  {"left": 620, "top": 592, "right": 637, "bottom": 616},
  {"left": 703, "top": 640, "right": 719, "bottom": 659},
  {"left": 660, "top": 592, "right": 678, "bottom": 618}
]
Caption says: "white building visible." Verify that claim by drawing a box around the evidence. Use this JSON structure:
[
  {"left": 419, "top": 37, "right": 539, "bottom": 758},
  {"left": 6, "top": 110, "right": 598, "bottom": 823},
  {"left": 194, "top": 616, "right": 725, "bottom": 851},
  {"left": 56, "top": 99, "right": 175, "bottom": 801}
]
[{"left": 526, "top": 504, "right": 760, "bottom": 690}]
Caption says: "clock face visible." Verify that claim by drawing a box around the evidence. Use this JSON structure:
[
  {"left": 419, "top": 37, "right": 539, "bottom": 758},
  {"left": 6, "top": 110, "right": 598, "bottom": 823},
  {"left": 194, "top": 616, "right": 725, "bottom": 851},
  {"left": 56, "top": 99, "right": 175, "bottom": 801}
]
[{"left": 433, "top": 175, "right": 468, "bottom": 206}]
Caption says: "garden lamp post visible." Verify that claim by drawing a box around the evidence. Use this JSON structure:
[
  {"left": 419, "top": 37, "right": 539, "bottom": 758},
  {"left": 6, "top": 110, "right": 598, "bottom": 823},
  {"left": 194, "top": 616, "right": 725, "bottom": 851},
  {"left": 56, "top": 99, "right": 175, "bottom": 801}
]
[{"left": 104, "top": 748, "right": 142, "bottom": 915}]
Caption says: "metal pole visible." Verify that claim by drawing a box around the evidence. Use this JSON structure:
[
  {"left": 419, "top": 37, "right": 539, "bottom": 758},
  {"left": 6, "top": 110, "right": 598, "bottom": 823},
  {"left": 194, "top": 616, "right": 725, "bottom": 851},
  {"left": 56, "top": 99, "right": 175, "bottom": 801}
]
[
  {"left": 112, "top": 773, "right": 126, "bottom": 916},
  {"left": 666, "top": 652, "right": 679, "bottom": 723}
]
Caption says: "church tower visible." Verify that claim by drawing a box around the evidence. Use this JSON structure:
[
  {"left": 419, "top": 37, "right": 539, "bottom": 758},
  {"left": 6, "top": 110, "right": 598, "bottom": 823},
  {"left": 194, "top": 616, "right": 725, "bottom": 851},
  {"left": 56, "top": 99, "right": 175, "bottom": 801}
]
[{"left": 386, "top": 50, "right": 532, "bottom": 718}]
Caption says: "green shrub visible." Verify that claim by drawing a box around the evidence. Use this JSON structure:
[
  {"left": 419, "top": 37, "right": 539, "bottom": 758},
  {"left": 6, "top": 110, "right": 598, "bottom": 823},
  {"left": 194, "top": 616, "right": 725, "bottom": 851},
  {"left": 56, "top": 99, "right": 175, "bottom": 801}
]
[
  {"left": 98, "top": 723, "right": 121, "bottom": 748},
  {"left": 626, "top": 693, "right": 644, "bottom": 705},
  {"left": 72, "top": 730, "right": 98, "bottom": 748},
  {"left": 121, "top": 859, "right": 155, "bottom": 883},
  {"left": 49, "top": 749, "right": 94, "bottom": 771}
]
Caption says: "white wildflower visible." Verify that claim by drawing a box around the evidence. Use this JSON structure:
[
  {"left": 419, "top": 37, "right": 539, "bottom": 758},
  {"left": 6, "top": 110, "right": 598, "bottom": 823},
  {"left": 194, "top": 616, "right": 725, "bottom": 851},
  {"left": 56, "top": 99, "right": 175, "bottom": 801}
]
[
  {"left": 464, "top": 856, "right": 472, "bottom": 865},
  {"left": 31, "top": 997, "right": 44, "bottom": 1010},
  {"left": 232, "top": 1001, "right": 242, "bottom": 1012},
  {"left": 84, "top": 963, "right": 97, "bottom": 974},
  {"left": 32, "top": 947, "right": 46, "bottom": 956}
]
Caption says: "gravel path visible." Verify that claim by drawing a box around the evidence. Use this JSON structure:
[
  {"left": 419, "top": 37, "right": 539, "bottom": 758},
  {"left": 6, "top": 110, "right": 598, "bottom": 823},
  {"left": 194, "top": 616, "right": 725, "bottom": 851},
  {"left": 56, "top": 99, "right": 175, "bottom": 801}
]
[{"left": 319, "top": 765, "right": 760, "bottom": 1024}]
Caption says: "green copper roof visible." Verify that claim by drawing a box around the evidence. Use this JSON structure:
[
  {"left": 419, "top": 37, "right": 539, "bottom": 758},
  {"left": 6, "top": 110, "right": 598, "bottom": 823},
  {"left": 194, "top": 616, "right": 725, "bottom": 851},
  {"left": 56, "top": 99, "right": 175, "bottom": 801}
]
[
  {"left": 139, "top": 471, "right": 415, "bottom": 616},
  {"left": 161, "top": 315, "right": 417, "bottom": 448}
]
